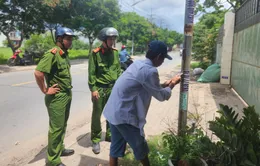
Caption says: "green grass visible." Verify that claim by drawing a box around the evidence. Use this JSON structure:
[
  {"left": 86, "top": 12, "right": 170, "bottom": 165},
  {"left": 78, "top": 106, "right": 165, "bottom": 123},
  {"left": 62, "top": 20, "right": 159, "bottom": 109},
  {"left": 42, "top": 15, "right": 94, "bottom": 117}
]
[
  {"left": 0, "top": 47, "right": 13, "bottom": 64},
  {"left": 119, "top": 135, "right": 170, "bottom": 166},
  {"left": 68, "top": 49, "right": 89, "bottom": 59},
  {"left": 0, "top": 47, "right": 89, "bottom": 64},
  {"left": 190, "top": 62, "right": 200, "bottom": 69},
  {"left": 190, "top": 61, "right": 211, "bottom": 70}
]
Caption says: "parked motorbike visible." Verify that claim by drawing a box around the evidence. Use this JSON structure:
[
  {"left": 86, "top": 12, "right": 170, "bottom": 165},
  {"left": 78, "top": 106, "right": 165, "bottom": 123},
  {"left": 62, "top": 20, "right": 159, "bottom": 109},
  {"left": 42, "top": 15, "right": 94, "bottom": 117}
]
[
  {"left": 120, "top": 58, "right": 133, "bottom": 71},
  {"left": 7, "top": 50, "right": 42, "bottom": 66}
]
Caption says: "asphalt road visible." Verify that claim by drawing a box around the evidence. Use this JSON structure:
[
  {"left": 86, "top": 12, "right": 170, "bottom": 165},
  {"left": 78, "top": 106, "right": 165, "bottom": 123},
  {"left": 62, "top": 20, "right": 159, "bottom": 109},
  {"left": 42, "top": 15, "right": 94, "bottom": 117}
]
[{"left": 0, "top": 51, "right": 181, "bottom": 156}]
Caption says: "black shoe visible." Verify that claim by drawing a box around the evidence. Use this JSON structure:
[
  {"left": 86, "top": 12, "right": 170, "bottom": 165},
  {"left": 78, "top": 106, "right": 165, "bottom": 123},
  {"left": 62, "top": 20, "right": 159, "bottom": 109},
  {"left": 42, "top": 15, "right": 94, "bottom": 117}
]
[
  {"left": 56, "top": 163, "right": 66, "bottom": 166},
  {"left": 92, "top": 143, "right": 100, "bottom": 154},
  {"left": 61, "top": 149, "right": 75, "bottom": 156}
]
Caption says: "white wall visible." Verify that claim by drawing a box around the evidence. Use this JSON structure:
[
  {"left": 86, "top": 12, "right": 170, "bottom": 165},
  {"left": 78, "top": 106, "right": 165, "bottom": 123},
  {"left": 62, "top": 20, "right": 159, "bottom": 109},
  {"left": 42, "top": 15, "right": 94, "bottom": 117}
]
[
  {"left": 0, "top": 34, "right": 6, "bottom": 47},
  {"left": 220, "top": 12, "right": 235, "bottom": 85}
]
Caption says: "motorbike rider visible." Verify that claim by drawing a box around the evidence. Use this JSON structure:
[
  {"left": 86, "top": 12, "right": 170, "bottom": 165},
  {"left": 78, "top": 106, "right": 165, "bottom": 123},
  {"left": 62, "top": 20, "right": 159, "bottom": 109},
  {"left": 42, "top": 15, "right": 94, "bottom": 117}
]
[
  {"left": 15, "top": 49, "right": 22, "bottom": 55},
  {"left": 9, "top": 49, "right": 24, "bottom": 65},
  {"left": 88, "top": 27, "right": 121, "bottom": 154},
  {"left": 119, "top": 45, "right": 133, "bottom": 68},
  {"left": 14, "top": 49, "right": 22, "bottom": 60}
]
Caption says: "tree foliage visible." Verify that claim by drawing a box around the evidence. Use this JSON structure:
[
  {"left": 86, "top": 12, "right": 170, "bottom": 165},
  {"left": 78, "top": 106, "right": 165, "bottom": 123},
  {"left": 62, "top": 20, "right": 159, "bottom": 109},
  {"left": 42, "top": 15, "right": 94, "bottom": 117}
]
[
  {"left": 23, "top": 33, "right": 54, "bottom": 53},
  {"left": 115, "top": 12, "right": 183, "bottom": 53},
  {"left": 195, "top": 0, "right": 245, "bottom": 14},
  {"left": 192, "top": 0, "right": 244, "bottom": 63},
  {"left": 0, "top": 0, "right": 49, "bottom": 52},
  {"left": 72, "top": 39, "right": 89, "bottom": 50},
  {"left": 156, "top": 28, "right": 183, "bottom": 47},
  {"left": 115, "top": 12, "right": 153, "bottom": 52},
  {"left": 192, "top": 10, "right": 226, "bottom": 63},
  {"left": 1, "top": 0, "right": 183, "bottom": 56},
  {"left": 69, "top": 0, "right": 120, "bottom": 54},
  {"left": 42, "top": 0, "right": 72, "bottom": 43}
]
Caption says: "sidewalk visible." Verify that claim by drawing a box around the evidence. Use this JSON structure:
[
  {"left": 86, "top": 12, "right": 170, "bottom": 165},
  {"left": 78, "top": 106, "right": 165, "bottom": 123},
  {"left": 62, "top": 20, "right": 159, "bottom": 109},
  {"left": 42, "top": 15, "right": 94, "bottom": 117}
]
[
  {"left": 23, "top": 64, "right": 246, "bottom": 166},
  {"left": 0, "top": 54, "right": 147, "bottom": 74},
  {"left": 0, "top": 59, "right": 88, "bottom": 74},
  {"left": 0, "top": 53, "right": 145, "bottom": 74}
]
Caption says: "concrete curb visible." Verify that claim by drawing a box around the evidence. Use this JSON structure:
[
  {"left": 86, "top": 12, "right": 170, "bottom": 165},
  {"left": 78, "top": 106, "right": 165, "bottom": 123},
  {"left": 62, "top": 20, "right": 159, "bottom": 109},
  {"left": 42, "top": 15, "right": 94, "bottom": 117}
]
[{"left": 0, "top": 59, "right": 89, "bottom": 74}]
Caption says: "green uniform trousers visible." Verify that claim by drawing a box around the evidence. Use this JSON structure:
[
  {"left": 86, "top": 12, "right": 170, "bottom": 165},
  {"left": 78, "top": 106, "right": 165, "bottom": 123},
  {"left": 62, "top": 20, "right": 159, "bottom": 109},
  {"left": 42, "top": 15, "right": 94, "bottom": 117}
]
[
  {"left": 45, "top": 91, "right": 72, "bottom": 166},
  {"left": 91, "top": 87, "right": 112, "bottom": 143}
]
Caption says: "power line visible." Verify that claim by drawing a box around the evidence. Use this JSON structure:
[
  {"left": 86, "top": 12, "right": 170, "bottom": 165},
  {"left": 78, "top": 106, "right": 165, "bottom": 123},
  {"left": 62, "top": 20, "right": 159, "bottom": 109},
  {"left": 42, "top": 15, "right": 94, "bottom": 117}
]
[
  {"left": 120, "top": 1, "right": 177, "bottom": 30},
  {"left": 120, "top": 3, "right": 133, "bottom": 12},
  {"left": 124, "top": 1, "right": 149, "bottom": 16},
  {"left": 119, "top": 1, "right": 133, "bottom": 12}
]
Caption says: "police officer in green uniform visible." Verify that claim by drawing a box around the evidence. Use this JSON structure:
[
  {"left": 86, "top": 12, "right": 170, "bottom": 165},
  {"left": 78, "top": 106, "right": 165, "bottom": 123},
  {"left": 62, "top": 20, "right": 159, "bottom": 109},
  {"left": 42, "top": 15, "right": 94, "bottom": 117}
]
[
  {"left": 88, "top": 27, "right": 121, "bottom": 154},
  {"left": 34, "top": 27, "right": 75, "bottom": 166}
]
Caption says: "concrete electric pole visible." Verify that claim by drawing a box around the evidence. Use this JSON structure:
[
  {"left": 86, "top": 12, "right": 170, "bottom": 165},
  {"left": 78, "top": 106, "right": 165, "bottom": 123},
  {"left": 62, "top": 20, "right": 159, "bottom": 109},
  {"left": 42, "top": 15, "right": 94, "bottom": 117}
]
[{"left": 178, "top": 0, "right": 195, "bottom": 135}]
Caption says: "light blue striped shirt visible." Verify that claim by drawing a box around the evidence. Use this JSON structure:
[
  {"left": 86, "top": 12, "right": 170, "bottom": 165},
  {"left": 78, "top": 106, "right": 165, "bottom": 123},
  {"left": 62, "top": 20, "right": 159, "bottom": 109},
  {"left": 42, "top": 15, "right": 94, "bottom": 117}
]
[{"left": 103, "top": 58, "right": 172, "bottom": 136}]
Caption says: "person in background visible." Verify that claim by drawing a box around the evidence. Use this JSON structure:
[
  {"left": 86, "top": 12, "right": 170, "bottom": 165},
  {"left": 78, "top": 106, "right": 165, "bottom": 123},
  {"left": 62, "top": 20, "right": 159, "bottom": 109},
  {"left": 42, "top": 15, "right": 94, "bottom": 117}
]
[{"left": 119, "top": 45, "right": 132, "bottom": 65}]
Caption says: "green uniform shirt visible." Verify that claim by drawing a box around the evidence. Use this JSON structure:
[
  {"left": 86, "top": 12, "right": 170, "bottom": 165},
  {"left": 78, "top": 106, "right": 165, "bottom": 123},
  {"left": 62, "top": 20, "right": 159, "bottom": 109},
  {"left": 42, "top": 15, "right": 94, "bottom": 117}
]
[
  {"left": 36, "top": 46, "right": 72, "bottom": 91},
  {"left": 88, "top": 45, "right": 121, "bottom": 92}
]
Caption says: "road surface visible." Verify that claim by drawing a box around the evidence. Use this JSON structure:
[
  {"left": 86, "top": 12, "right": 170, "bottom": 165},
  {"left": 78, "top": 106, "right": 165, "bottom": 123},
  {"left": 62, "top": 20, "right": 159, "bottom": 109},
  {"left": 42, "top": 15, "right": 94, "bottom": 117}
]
[{"left": 0, "top": 51, "right": 181, "bottom": 160}]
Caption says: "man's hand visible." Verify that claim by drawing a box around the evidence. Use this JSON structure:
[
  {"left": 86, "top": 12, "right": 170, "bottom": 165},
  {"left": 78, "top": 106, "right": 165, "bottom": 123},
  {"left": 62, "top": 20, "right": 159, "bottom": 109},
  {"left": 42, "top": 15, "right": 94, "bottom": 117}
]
[
  {"left": 172, "top": 73, "right": 182, "bottom": 84},
  {"left": 169, "top": 74, "right": 182, "bottom": 89},
  {"left": 91, "top": 91, "right": 100, "bottom": 101},
  {"left": 45, "top": 84, "right": 60, "bottom": 95},
  {"left": 35, "top": 70, "right": 59, "bottom": 95},
  {"left": 162, "top": 80, "right": 172, "bottom": 88}
]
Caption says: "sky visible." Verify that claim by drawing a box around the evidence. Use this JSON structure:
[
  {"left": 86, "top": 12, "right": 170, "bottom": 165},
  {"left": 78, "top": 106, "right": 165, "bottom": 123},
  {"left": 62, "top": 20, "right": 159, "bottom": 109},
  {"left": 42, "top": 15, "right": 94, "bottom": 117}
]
[
  {"left": 0, "top": 0, "right": 232, "bottom": 46},
  {"left": 119, "top": 0, "right": 231, "bottom": 33},
  {"left": 119, "top": 0, "right": 186, "bottom": 33}
]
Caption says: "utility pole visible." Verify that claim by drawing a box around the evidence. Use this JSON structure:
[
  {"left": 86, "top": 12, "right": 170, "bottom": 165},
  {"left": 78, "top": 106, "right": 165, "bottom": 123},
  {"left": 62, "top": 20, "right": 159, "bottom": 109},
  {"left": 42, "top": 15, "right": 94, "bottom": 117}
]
[
  {"left": 132, "top": 0, "right": 136, "bottom": 12},
  {"left": 149, "top": 8, "right": 154, "bottom": 24},
  {"left": 149, "top": 8, "right": 156, "bottom": 39},
  {"left": 130, "top": 0, "right": 145, "bottom": 55},
  {"left": 118, "top": 0, "right": 122, "bottom": 8},
  {"left": 131, "top": 31, "right": 134, "bottom": 56},
  {"left": 178, "top": 0, "right": 195, "bottom": 135},
  {"left": 131, "top": 0, "right": 136, "bottom": 55},
  {"left": 160, "top": 19, "right": 165, "bottom": 28}
]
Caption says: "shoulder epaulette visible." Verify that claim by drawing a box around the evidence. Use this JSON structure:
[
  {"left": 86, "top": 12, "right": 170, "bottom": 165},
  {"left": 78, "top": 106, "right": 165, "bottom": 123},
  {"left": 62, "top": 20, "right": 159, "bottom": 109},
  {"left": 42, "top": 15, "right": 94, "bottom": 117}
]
[
  {"left": 93, "top": 47, "right": 101, "bottom": 53},
  {"left": 50, "top": 48, "right": 57, "bottom": 54},
  {"left": 59, "top": 50, "right": 65, "bottom": 56}
]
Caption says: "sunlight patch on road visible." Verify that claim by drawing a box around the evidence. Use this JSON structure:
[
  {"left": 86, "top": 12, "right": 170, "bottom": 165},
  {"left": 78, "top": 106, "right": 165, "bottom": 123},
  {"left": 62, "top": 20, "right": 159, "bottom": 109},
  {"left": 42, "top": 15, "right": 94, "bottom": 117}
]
[
  {"left": 71, "top": 71, "right": 85, "bottom": 75},
  {"left": 12, "top": 81, "right": 35, "bottom": 86},
  {"left": 11, "top": 70, "right": 86, "bottom": 86}
]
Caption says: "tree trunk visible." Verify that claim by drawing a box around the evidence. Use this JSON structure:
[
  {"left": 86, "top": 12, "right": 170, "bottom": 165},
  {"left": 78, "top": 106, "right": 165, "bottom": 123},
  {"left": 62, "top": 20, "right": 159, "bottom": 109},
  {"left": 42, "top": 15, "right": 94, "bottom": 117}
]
[
  {"left": 15, "top": 32, "right": 23, "bottom": 50},
  {"left": 178, "top": 160, "right": 189, "bottom": 166},
  {"left": 3, "top": 32, "right": 24, "bottom": 54},
  {"left": 88, "top": 40, "right": 93, "bottom": 57},
  {"left": 50, "top": 29, "right": 56, "bottom": 44},
  {"left": 4, "top": 32, "right": 15, "bottom": 53},
  {"left": 88, "top": 36, "right": 96, "bottom": 57}
]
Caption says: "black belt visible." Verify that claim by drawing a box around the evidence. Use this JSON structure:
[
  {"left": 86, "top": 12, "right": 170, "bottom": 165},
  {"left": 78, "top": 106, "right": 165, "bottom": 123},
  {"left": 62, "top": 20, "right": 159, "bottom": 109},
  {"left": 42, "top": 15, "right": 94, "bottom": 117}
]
[
  {"left": 60, "top": 88, "right": 72, "bottom": 93},
  {"left": 96, "top": 82, "right": 114, "bottom": 88}
]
